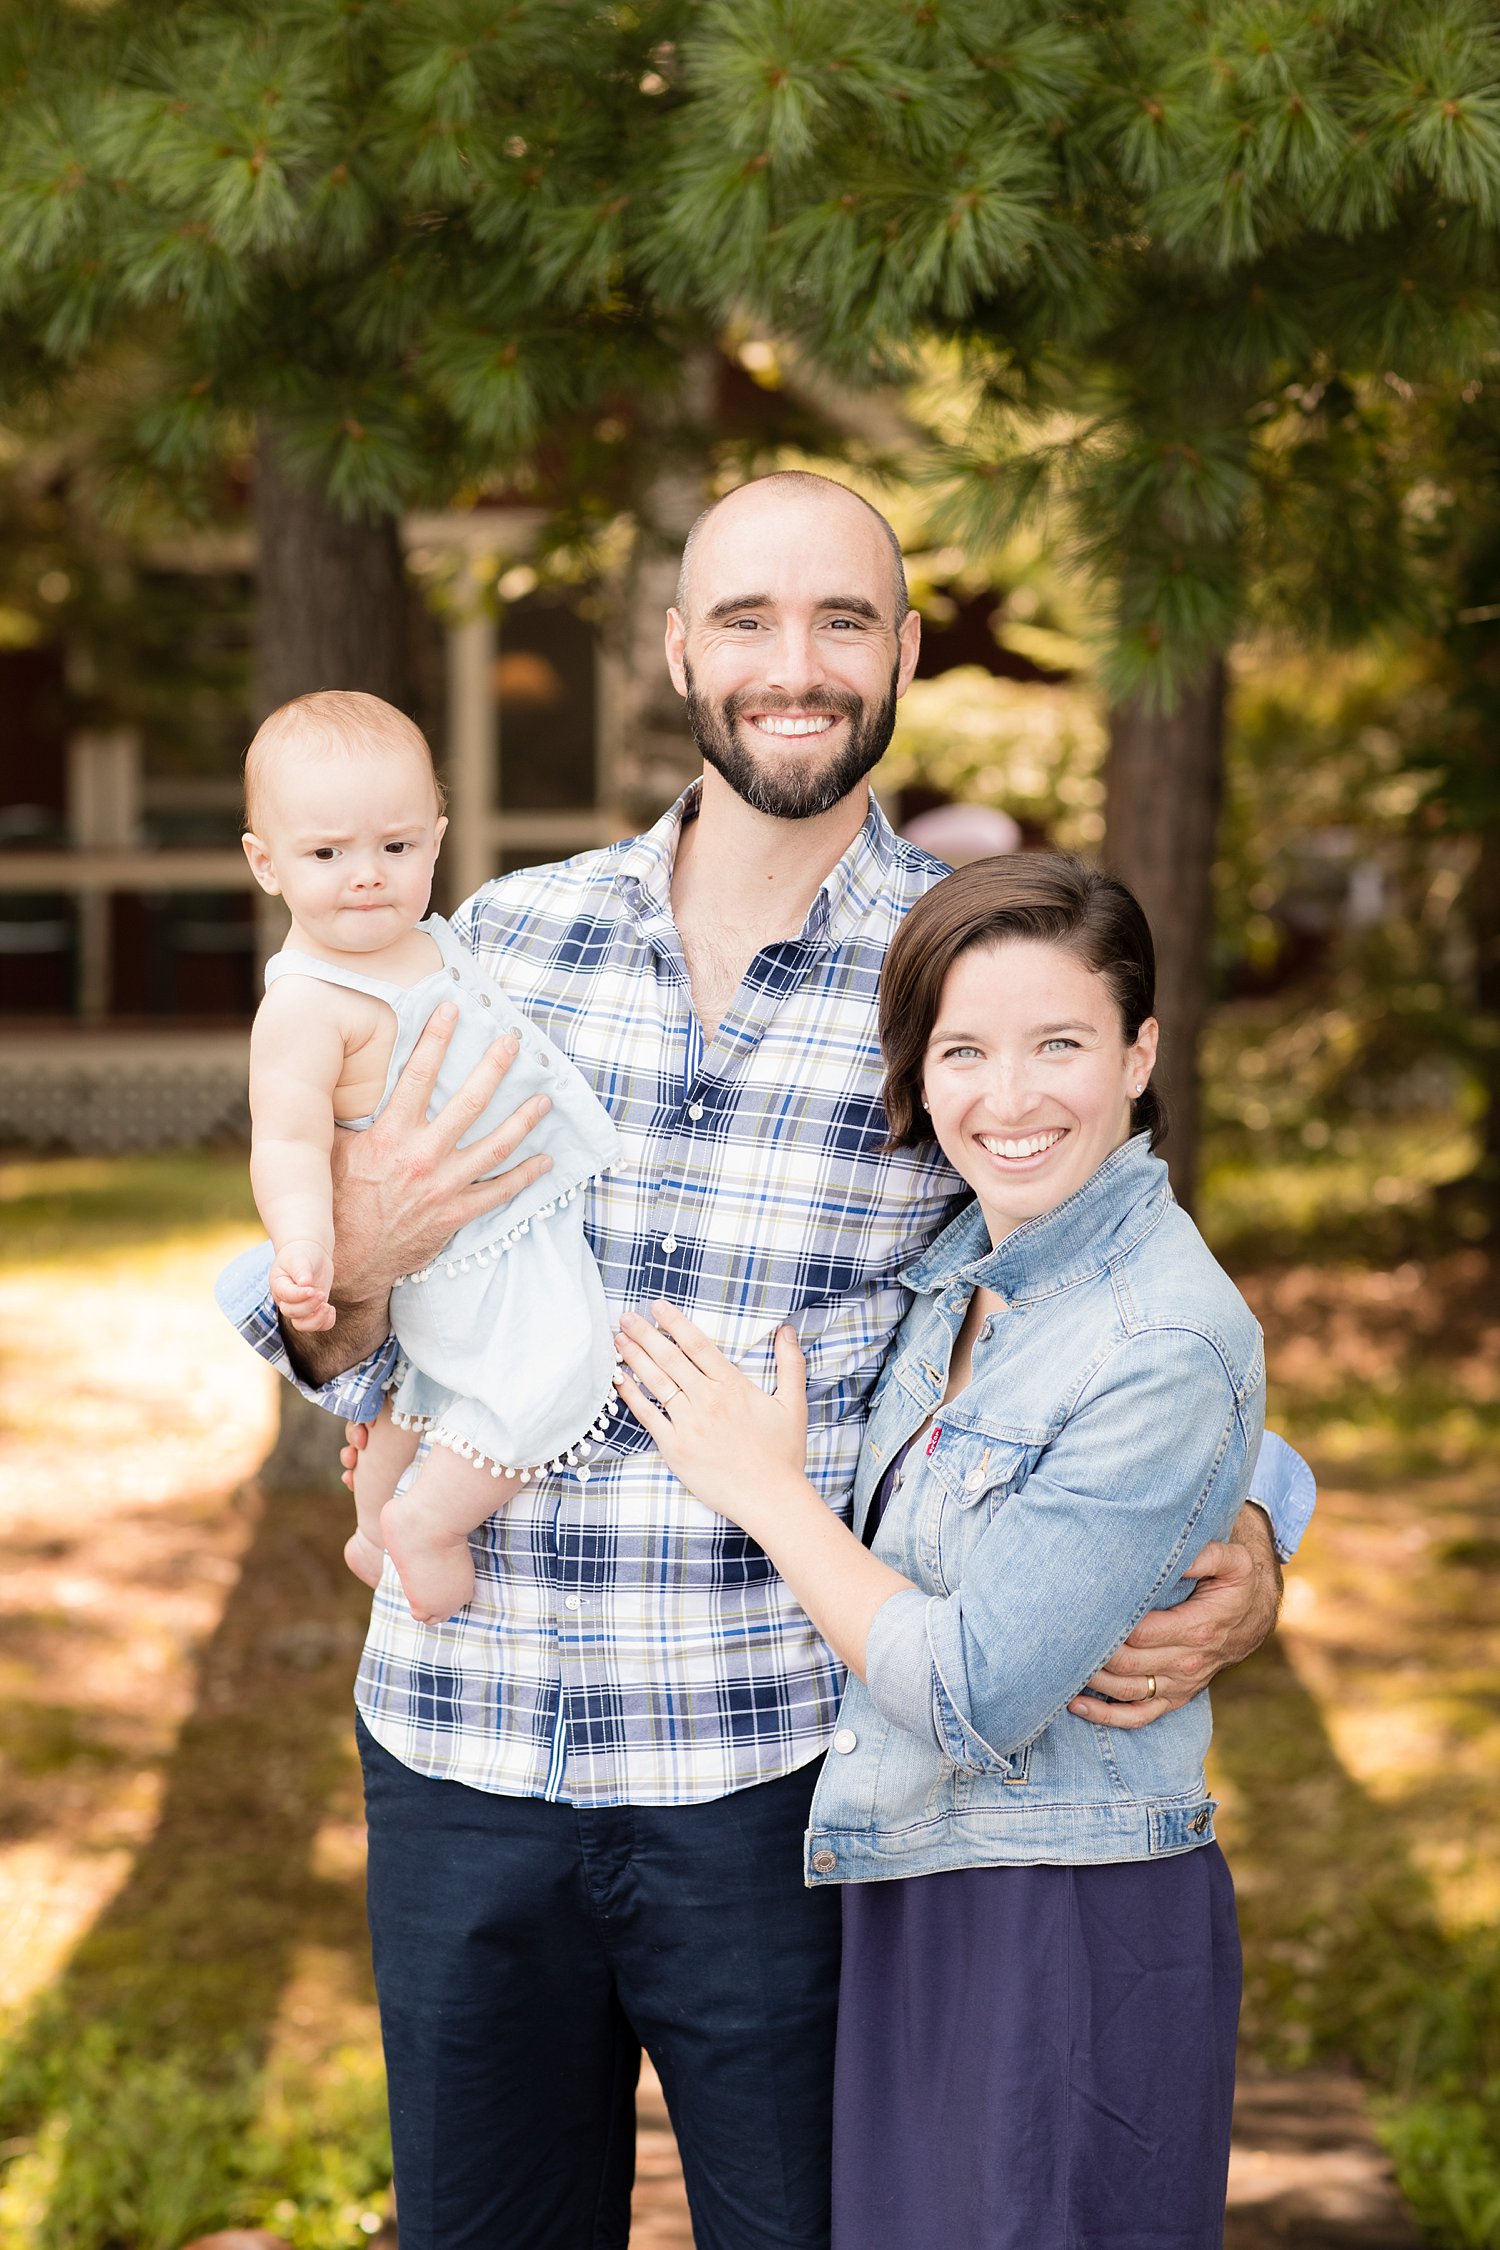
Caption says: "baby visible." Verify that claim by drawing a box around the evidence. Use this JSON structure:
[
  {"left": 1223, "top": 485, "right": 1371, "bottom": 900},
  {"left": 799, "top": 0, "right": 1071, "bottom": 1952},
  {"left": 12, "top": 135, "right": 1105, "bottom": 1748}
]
[{"left": 242, "top": 690, "right": 621, "bottom": 1620}]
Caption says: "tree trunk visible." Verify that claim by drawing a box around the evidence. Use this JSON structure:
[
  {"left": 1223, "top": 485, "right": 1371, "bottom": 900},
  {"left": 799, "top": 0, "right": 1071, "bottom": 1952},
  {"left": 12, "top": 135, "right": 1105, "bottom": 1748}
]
[
  {"left": 1102, "top": 659, "right": 1228, "bottom": 1211},
  {"left": 600, "top": 353, "right": 717, "bottom": 824},
  {"left": 1474, "top": 820, "right": 1500, "bottom": 1209},
  {"left": 253, "top": 418, "right": 412, "bottom": 1489}
]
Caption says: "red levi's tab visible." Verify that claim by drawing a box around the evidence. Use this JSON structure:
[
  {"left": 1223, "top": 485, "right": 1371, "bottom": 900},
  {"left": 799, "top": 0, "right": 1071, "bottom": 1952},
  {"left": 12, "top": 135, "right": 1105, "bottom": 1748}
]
[{"left": 926, "top": 1425, "right": 942, "bottom": 1456}]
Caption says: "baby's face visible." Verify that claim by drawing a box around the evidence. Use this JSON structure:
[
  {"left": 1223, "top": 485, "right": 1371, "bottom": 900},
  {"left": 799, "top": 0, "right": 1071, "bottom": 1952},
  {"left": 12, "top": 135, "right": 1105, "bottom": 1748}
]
[{"left": 244, "top": 741, "right": 447, "bottom": 954}]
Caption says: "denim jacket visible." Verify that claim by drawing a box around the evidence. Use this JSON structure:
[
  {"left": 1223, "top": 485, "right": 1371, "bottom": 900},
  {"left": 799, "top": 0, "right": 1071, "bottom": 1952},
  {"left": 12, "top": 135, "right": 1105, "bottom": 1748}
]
[{"left": 805, "top": 1135, "right": 1266, "bottom": 1885}]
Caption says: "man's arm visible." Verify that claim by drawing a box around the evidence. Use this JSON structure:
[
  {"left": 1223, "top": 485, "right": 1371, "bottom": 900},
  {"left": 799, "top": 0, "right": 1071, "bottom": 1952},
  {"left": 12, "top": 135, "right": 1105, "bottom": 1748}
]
[
  {"left": 1068, "top": 1430, "right": 1314, "bottom": 1729},
  {"left": 288, "top": 1002, "right": 557, "bottom": 1384},
  {"left": 220, "top": 1002, "right": 559, "bottom": 1392}
]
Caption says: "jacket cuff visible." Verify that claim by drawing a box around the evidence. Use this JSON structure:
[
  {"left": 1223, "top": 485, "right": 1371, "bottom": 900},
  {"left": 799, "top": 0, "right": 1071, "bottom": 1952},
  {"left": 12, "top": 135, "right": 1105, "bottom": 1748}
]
[
  {"left": 864, "top": 1587, "right": 945, "bottom": 1750},
  {"left": 1247, "top": 1430, "right": 1316, "bottom": 1561}
]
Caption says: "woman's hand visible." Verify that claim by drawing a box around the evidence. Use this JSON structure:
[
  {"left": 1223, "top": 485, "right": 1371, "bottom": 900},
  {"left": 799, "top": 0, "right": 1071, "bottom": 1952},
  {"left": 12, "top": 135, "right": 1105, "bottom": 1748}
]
[{"left": 614, "top": 1302, "right": 808, "bottom": 1524}]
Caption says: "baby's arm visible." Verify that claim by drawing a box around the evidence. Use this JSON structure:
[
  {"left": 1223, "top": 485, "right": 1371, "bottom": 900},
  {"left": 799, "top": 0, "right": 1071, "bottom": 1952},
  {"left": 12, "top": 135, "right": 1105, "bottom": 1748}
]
[{"left": 249, "top": 981, "right": 352, "bottom": 1333}]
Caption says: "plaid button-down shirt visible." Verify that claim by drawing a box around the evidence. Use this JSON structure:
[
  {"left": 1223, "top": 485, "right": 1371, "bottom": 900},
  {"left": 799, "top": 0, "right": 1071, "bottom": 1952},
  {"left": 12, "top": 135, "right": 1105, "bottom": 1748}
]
[
  {"left": 218, "top": 786, "right": 1315, "bottom": 1805},
  {"left": 219, "top": 787, "right": 968, "bottom": 1804}
]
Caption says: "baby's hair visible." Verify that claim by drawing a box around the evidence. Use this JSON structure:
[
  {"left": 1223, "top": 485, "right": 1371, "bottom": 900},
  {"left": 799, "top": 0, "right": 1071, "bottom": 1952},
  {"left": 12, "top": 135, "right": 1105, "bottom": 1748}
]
[{"left": 242, "top": 690, "right": 446, "bottom": 834}]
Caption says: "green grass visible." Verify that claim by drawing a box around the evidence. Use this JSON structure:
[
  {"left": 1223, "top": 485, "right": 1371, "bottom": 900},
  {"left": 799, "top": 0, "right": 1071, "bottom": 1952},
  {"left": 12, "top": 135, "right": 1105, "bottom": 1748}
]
[{"left": 0, "top": 1150, "right": 257, "bottom": 1270}]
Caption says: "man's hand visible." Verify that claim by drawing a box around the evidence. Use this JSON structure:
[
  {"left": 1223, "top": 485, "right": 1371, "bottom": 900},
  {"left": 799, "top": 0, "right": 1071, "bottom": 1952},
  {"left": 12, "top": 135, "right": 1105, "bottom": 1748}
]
[
  {"left": 285, "top": 1003, "right": 556, "bottom": 1385},
  {"left": 269, "top": 1240, "right": 337, "bottom": 1332},
  {"left": 1067, "top": 1502, "right": 1282, "bottom": 1729}
]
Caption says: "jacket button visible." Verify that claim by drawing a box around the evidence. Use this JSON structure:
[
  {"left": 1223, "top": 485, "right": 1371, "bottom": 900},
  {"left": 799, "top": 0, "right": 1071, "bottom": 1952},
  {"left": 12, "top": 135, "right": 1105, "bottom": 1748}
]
[
  {"left": 833, "top": 1728, "right": 857, "bottom": 1755},
  {"left": 811, "top": 1850, "right": 837, "bottom": 1873},
  {"left": 963, "top": 1469, "right": 985, "bottom": 1492},
  {"left": 1191, "top": 1809, "right": 1211, "bottom": 1834}
]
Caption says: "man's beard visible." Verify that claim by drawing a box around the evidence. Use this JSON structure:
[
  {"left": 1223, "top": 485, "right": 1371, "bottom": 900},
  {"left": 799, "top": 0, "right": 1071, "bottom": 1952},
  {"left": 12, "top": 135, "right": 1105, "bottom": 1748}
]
[{"left": 684, "top": 664, "right": 900, "bottom": 821}]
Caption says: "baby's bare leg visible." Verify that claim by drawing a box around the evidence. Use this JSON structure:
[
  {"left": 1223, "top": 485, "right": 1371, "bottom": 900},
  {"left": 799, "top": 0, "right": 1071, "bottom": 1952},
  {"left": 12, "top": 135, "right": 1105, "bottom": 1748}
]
[
  {"left": 382, "top": 1445, "right": 519, "bottom": 1623},
  {"left": 347, "top": 1403, "right": 421, "bottom": 1589}
]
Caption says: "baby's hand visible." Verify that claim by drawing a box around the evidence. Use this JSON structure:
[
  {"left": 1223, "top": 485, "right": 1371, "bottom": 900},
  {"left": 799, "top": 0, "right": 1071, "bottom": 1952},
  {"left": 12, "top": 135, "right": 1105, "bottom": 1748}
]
[{"left": 270, "top": 1241, "right": 337, "bottom": 1333}]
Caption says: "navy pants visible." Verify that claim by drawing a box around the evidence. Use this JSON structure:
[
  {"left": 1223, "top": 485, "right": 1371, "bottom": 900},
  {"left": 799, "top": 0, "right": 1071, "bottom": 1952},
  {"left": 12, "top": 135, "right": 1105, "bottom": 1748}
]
[{"left": 357, "top": 1719, "right": 840, "bottom": 2250}]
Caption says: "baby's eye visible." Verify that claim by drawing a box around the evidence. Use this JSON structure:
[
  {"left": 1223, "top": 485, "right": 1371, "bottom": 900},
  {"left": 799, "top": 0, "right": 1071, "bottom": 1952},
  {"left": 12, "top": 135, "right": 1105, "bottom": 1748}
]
[
  {"left": 313, "top": 846, "right": 339, "bottom": 861},
  {"left": 384, "top": 840, "right": 415, "bottom": 855}
]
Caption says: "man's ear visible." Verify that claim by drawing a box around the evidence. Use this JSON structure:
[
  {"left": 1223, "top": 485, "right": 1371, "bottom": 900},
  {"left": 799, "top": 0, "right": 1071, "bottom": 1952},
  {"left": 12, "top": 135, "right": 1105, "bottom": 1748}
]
[
  {"left": 894, "top": 606, "right": 922, "bottom": 699},
  {"left": 664, "top": 606, "right": 689, "bottom": 700},
  {"left": 242, "top": 831, "right": 281, "bottom": 896}
]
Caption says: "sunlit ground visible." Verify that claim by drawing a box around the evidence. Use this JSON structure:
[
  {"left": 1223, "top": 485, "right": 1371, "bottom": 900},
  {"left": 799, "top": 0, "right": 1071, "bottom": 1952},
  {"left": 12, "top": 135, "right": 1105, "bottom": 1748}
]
[{"left": 0, "top": 1137, "right": 1495, "bottom": 2248}]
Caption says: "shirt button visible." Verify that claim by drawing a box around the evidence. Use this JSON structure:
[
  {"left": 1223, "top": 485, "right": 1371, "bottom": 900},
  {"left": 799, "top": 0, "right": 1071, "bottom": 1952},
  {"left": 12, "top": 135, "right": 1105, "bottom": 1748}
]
[
  {"left": 833, "top": 1728, "right": 857, "bottom": 1755},
  {"left": 687, "top": 1101, "right": 704, "bottom": 1120},
  {"left": 563, "top": 1594, "right": 582, "bottom": 1612},
  {"left": 812, "top": 1850, "right": 837, "bottom": 1874},
  {"left": 661, "top": 1234, "right": 678, "bottom": 1255}
]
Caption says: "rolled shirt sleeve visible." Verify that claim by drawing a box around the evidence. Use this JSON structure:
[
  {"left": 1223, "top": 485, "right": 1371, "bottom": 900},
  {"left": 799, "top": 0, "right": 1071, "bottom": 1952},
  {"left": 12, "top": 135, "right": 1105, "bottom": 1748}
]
[
  {"left": 215, "top": 1240, "right": 396, "bottom": 1426},
  {"left": 1246, "top": 1428, "right": 1316, "bottom": 1561}
]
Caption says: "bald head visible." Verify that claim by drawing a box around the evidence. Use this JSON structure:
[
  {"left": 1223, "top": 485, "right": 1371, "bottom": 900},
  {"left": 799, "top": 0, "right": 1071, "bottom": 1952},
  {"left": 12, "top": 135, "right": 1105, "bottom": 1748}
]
[{"left": 675, "top": 472, "right": 909, "bottom": 628}]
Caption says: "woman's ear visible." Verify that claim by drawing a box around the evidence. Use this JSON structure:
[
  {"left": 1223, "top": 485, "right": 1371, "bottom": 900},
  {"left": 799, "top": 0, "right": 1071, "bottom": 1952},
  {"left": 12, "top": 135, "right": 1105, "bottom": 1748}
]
[{"left": 1130, "top": 1016, "right": 1160, "bottom": 1093}]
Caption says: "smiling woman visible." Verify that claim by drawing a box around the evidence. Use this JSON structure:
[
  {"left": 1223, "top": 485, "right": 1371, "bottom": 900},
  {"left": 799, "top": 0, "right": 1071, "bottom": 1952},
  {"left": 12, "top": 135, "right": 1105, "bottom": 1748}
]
[{"left": 612, "top": 850, "right": 1279, "bottom": 2250}]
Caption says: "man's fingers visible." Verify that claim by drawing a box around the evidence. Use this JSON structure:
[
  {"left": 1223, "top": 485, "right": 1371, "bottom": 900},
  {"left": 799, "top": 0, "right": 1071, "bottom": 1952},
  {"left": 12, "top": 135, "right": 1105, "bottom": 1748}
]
[
  {"left": 1082, "top": 1662, "right": 1161, "bottom": 1701},
  {"left": 450, "top": 1150, "right": 555, "bottom": 1228},
  {"left": 1068, "top": 1689, "right": 1190, "bottom": 1730},
  {"left": 383, "top": 1002, "right": 462, "bottom": 1126},
  {"left": 424, "top": 1031, "right": 524, "bottom": 1153},
  {"left": 1181, "top": 1538, "right": 1247, "bottom": 1583},
  {"left": 456, "top": 1093, "right": 555, "bottom": 1192}
]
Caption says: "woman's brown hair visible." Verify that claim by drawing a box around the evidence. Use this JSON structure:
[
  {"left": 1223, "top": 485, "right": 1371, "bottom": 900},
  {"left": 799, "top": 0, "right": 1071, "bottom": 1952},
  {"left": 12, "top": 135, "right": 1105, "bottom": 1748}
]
[{"left": 881, "top": 852, "right": 1167, "bottom": 1150}]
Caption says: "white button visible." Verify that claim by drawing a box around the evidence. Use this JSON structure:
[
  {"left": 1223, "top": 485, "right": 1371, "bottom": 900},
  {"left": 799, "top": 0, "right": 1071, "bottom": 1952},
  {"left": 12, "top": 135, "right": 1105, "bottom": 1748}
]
[
  {"left": 687, "top": 1102, "right": 704, "bottom": 1120},
  {"left": 661, "top": 1234, "right": 678, "bottom": 1254},
  {"left": 964, "top": 1469, "right": 985, "bottom": 1493},
  {"left": 479, "top": 991, "right": 492, "bottom": 1007},
  {"left": 833, "top": 1728, "right": 858, "bottom": 1754},
  {"left": 979, "top": 1320, "right": 993, "bottom": 1342},
  {"left": 449, "top": 966, "right": 461, "bottom": 981},
  {"left": 564, "top": 1594, "right": 582, "bottom": 1611}
]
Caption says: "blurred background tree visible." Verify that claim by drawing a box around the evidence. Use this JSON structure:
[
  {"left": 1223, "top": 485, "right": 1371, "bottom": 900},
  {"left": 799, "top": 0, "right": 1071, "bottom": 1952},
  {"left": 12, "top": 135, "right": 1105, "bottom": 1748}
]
[{"left": 661, "top": 0, "right": 1500, "bottom": 1198}]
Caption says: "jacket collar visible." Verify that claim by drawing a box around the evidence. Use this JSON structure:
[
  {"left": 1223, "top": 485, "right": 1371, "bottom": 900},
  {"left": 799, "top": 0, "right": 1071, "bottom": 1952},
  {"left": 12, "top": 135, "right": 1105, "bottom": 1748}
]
[
  {"left": 900, "top": 1134, "right": 1171, "bottom": 1302},
  {"left": 612, "top": 782, "right": 910, "bottom": 953}
]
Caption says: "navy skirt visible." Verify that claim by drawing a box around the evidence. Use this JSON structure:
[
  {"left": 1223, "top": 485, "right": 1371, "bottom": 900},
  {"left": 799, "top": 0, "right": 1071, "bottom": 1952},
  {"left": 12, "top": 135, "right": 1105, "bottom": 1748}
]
[{"left": 831, "top": 1845, "right": 1240, "bottom": 2250}]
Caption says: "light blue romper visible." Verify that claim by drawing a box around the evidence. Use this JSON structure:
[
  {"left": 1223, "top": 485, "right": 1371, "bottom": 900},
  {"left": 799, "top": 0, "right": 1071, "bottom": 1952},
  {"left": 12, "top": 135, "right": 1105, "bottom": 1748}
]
[{"left": 264, "top": 914, "right": 622, "bottom": 1478}]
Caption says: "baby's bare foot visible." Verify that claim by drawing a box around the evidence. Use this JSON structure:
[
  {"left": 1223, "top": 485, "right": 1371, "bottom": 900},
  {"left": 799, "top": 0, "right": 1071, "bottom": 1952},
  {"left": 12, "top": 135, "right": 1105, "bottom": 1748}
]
[
  {"left": 382, "top": 1498, "right": 476, "bottom": 1623},
  {"left": 344, "top": 1526, "right": 386, "bottom": 1589}
]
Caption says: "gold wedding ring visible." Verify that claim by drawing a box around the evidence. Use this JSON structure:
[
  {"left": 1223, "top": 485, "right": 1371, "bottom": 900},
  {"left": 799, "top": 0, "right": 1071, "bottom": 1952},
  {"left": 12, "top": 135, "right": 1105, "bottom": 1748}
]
[{"left": 1145, "top": 1675, "right": 1157, "bottom": 1700}]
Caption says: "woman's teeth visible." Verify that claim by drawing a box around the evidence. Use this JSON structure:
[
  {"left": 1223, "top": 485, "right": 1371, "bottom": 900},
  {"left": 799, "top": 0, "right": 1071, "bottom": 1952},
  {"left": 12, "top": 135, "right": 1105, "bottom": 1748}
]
[{"left": 977, "top": 1129, "right": 1067, "bottom": 1161}]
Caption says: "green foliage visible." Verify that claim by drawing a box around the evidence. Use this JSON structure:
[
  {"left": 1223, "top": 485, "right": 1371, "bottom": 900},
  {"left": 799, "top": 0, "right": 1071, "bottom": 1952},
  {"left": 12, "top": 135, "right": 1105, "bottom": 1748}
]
[{"left": 0, "top": 0, "right": 695, "bottom": 518}]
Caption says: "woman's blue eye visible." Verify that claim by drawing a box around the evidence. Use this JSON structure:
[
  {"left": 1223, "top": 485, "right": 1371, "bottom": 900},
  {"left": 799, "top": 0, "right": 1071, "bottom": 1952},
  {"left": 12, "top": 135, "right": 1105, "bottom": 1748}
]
[
  {"left": 1043, "top": 1038, "right": 1079, "bottom": 1053},
  {"left": 943, "top": 1044, "right": 981, "bottom": 1060}
]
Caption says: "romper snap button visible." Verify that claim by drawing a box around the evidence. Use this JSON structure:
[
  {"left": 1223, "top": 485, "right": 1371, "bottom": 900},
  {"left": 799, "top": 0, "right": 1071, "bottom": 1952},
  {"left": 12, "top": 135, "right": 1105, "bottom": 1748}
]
[
  {"left": 448, "top": 966, "right": 461, "bottom": 981},
  {"left": 479, "top": 991, "right": 492, "bottom": 1007}
]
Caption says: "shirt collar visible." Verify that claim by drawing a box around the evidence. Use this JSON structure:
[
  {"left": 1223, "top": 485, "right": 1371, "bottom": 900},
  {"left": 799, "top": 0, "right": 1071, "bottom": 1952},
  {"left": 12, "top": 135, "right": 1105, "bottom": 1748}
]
[
  {"left": 613, "top": 782, "right": 910, "bottom": 953},
  {"left": 900, "top": 1134, "right": 1171, "bottom": 1301}
]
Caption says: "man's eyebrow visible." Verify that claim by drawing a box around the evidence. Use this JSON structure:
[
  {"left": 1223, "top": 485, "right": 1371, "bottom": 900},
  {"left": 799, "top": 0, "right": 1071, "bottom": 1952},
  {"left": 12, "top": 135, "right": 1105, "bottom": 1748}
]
[{"left": 702, "top": 593, "right": 886, "bottom": 622}]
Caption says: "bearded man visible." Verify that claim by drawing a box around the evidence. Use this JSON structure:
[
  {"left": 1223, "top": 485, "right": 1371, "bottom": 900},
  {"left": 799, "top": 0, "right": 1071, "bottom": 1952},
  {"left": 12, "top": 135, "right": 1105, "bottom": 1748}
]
[{"left": 220, "top": 473, "right": 1310, "bottom": 2250}]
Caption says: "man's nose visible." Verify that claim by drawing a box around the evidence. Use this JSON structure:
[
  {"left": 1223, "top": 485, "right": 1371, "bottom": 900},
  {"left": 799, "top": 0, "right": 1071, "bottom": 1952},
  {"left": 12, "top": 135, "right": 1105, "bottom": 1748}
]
[{"left": 764, "top": 619, "right": 827, "bottom": 695}]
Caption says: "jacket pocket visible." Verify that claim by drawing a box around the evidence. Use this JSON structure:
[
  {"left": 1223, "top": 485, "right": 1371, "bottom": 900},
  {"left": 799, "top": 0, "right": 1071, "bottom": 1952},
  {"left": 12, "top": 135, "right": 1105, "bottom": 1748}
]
[{"left": 919, "top": 1431, "right": 1033, "bottom": 1593}]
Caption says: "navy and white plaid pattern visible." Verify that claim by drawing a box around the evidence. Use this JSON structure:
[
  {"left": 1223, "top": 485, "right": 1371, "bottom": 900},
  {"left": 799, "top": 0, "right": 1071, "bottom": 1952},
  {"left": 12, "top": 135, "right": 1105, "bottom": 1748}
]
[{"left": 222, "top": 788, "right": 966, "bottom": 1804}]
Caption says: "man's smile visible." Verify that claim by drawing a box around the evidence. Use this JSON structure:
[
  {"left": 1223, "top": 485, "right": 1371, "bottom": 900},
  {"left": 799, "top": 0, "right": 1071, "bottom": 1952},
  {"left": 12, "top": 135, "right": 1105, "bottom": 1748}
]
[{"left": 743, "top": 712, "right": 842, "bottom": 739}]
